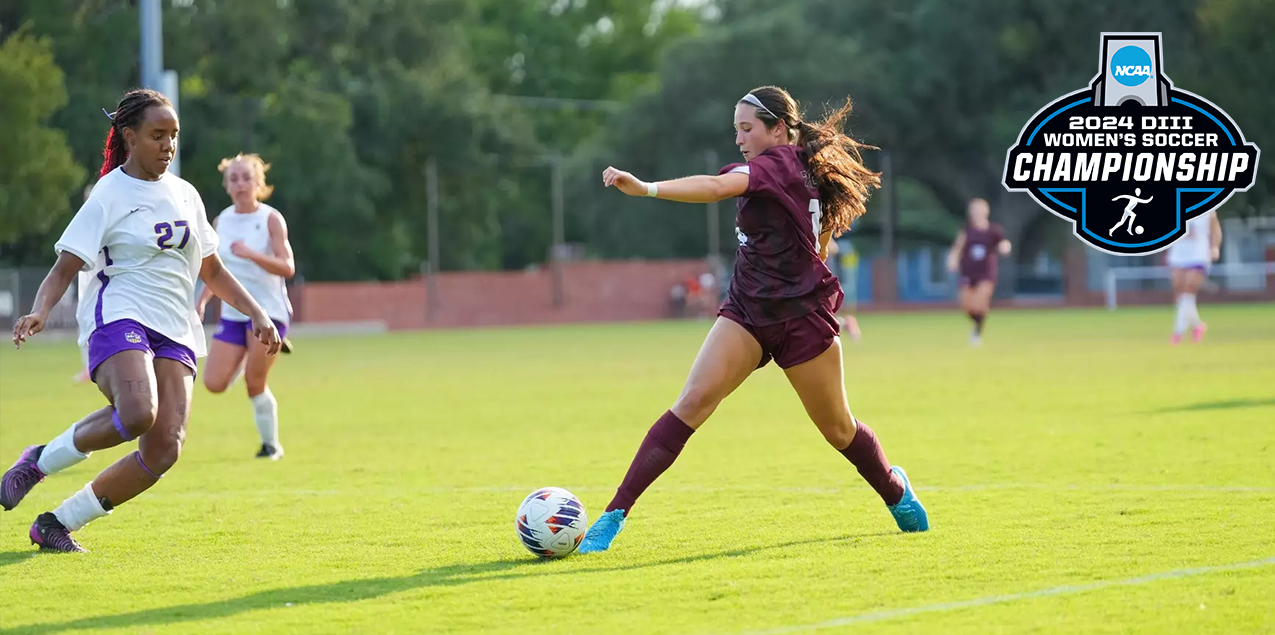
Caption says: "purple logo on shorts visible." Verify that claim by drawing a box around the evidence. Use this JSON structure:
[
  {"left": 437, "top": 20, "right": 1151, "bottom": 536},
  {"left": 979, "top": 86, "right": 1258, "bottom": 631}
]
[{"left": 125, "top": 331, "right": 142, "bottom": 344}]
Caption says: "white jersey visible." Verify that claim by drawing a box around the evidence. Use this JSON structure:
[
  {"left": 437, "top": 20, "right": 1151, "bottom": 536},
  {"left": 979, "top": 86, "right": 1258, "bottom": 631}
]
[
  {"left": 213, "top": 203, "right": 292, "bottom": 323},
  {"left": 1166, "top": 212, "right": 1214, "bottom": 267},
  {"left": 57, "top": 167, "right": 218, "bottom": 356}
]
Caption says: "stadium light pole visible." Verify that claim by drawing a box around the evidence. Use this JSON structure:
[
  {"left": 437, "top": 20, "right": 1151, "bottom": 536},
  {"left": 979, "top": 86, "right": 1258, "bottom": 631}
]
[
  {"left": 426, "top": 157, "right": 440, "bottom": 321},
  {"left": 550, "top": 156, "right": 566, "bottom": 308},
  {"left": 139, "top": 0, "right": 163, "bottom": 91},
  {"left": 705, "top": 150, "right": 721, "bottom": 266},
  {"left": 880, "top": 150, "right": 895, "bottom": 257}
]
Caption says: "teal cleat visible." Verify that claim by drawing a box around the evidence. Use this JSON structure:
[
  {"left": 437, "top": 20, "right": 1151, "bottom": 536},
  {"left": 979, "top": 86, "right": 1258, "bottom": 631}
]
[
  {"left": 887, "top": 466, "right": 929, "bottom": 532},
  {"left": 578, "top": 509, "right": 626, "bottom": 554}
]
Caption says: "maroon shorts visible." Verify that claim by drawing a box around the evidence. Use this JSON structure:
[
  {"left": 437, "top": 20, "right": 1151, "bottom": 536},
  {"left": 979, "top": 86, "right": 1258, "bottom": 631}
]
[
  {"left": 959, "top": 269, "right": 997, "bottom": 288},
  {"left": 719, "top": 301, "right": 841, "bottom": 370}
]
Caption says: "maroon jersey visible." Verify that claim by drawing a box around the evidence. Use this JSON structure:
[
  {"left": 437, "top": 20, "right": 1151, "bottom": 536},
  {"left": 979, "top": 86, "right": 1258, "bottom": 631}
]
[
  {"left": 718, "top": 145, "right": 842, "bottom": 326},
  {"left": 959, "top": 223, "right": 1005, "bottom": 280}
]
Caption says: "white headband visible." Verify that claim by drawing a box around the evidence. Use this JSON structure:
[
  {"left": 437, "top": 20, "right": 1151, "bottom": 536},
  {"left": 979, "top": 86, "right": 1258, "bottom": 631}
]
[{"left": 740, "top": 93, "right": 780, "bottom": 121}]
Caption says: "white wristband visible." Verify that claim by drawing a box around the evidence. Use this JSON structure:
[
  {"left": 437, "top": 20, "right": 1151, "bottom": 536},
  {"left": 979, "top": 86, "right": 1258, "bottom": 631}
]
[{"left": 645, "top": 182, "right": 658, "bottom": 198}]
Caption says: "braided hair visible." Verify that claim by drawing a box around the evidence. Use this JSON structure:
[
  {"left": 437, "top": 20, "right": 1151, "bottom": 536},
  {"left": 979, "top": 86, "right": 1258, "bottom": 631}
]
[{"left": 100, "top": 89, "right": 172, "bottom": 177}]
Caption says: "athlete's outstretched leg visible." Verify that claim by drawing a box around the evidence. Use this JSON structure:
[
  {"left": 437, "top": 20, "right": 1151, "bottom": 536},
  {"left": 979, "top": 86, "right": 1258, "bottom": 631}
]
[
  {"left": 785, "top": 339, "right": 929, "bottom": 532},
  {"left": 1, "top": 351, "right": 155, "bottom": 513},
  {"left": 30, "top": 359, "right": 191, "bottom": 552},
  {"left": 580, "top": 317, "right": 761, "bottom": 553}
]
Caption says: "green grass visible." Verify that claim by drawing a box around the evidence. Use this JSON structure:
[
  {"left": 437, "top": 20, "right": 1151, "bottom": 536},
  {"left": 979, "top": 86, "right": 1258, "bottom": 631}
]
[{"left": 1, "top": 304, "right": 1273, "bottom": 634}]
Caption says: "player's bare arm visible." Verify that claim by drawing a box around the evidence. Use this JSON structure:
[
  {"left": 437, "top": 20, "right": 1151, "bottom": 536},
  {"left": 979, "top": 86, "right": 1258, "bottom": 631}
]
[{"left": 602, "top": 167, "right": 749, "bottom": 203}]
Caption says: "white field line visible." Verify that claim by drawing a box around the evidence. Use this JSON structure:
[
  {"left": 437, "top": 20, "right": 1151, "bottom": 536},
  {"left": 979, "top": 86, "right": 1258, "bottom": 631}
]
[{"left": 707, "top": 556, "right": 1275, "bottom": 635}]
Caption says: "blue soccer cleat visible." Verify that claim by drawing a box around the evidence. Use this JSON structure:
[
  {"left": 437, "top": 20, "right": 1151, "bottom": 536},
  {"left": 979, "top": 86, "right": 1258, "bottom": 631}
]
[
  {"left": 887, "top": 466, "right": 929, "bottom": 532},
  {"left": 578, "top": 509, "right": 626, "bottom": 554}
]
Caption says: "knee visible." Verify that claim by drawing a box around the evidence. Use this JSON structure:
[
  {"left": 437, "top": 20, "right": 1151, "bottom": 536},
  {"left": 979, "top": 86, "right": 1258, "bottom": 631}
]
[
  {"left": 673, "top": 386, "right": 721, "bottom": 425},
  {"left": 141, "top": 430, "right": 184, "bottom": 475},
  {"left": 115, "top": 398, "right": 157, "bottom": 439},
  {"left": 203, "top": 375, "right": 231, "bottom": 394},
  {"left": 819, "top": 416, "right": 857, "bottom": 450}
]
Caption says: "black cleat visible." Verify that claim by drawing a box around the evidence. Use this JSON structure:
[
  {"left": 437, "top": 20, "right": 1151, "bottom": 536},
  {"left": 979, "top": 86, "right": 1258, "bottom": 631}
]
[
  {"left": 255, "top": 444, "right": 284, "bottom": 461},
  {"left": 30, "top": 512, "right": 87, "bottom": 553}
]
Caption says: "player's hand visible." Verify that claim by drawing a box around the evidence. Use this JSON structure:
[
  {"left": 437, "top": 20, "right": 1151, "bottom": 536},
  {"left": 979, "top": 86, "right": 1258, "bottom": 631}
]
[
  {"left": 196, "top": 301, "right": 207, "bottom": 321},
  {"left": 251, "top": 315, "right": 281, "bottom": 356},
  {"left": 1210, "top": 247, "right": 1221, "bottom": 262},
  {"left": 230, "top": 241, "right": 255, "bottom": 259},
  {"left": 12, "top": 312, "right": 48, "bottom": 349},
  {"left": 602, "top": 167, "right": 648, "bottom": 197}
]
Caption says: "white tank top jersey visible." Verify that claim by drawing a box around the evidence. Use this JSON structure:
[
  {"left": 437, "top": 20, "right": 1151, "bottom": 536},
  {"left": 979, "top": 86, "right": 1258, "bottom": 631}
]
[
  {"left": 213, "top": 203, "right": 292, "bottom": 323},
  {"left": 1166, "top": 211, "right": 1214, "bottom": 267},
  {"left": 57, "top": 167, "right": 219, "bottom": 356}
]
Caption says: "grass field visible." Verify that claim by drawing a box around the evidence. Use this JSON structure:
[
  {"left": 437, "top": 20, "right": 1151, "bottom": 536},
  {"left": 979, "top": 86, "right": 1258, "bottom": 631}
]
[{"left": 1, "top": 305, "right": 1273, "bottom": 634}]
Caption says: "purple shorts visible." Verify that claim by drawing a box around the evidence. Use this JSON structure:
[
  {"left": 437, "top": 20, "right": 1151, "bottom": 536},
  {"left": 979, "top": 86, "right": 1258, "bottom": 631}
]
[
  {"left": 719, "top": 298, "right": 841, "bottom": 370},
  {"left": 88, "top": 319, "right": 197, "bottom": 380},
  {"left": 212, "top": 317, "right": 288, "bottom": 348}
]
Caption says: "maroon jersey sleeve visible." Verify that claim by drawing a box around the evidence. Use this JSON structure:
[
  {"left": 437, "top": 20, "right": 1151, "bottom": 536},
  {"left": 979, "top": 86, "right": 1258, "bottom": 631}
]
[{"left": 991, "top": 223, "right": 1006, "bottom": 244}]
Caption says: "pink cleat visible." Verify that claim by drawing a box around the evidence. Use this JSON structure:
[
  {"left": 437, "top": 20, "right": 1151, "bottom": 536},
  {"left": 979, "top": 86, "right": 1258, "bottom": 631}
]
[
  {"left": 72, "top": 369, "right": 91, "bottom": 383},
  {"left": 1170, "top": 333, "right": 1183, "bottom": 346},
  {"left": 1191, "top": 322, "right": 1207, "bottom": 343}
]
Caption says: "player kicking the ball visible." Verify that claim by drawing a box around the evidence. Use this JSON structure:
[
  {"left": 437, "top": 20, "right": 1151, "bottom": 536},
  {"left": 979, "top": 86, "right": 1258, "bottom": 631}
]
[{"left": 578, "top": 86, "right": 929, "bottom": 554}]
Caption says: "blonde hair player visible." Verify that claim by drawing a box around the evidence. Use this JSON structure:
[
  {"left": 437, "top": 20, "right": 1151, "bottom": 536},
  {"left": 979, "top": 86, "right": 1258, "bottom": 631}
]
[
  {"left": 197, "top": 153, "right": 296, "bottom": 460},
  {"left": 1164, "top": 211, "right": 1222, "bottom": 344},
  {"left": 946, "top": 198, "right": 1012, "bottom": 346}
]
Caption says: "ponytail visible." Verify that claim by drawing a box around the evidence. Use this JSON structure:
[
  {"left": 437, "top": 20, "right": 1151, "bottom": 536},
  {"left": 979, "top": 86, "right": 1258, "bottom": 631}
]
[{"left": 796, "top": 98, "right": 881, "bottom": 237}]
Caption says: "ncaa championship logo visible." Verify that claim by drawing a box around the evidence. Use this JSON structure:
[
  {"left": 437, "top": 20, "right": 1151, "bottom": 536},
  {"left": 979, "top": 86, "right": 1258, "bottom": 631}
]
[{"left": 1003, "top": 33, "right": 1261, "bottom": 255}]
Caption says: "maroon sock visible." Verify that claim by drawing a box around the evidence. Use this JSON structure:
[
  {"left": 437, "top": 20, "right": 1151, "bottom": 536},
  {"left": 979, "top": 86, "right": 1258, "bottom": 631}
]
[
  {"left": 838, "top": 419, "right": 905, "bottom": 505},
  {"left": 971, "top": 312, "right": 986, "bottom": 335},
  {"left": 606, "top": 410, "right": 695, "bottom": 515}
]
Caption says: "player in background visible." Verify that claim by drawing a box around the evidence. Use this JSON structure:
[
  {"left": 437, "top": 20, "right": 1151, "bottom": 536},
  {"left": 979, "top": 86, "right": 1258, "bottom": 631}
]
[
  {"left": 1165, "top": 211, "right": 1222, "bottom": 344},
  {"left": 71, "top": 270, "right": 94, "bottom": 383},
  {"left": 577, "top": 86, "right": 929, "bottom": 554},
  {"left": 2, "top": 89, "right": 279, "bottom": 552},
  {"left": 947, "top": 198, "right": 1011, "bottom": 346},
  {"left": 196, "top": 153, "right": 295, "bottom": 460},
  {"left": 825, "top": 238, "right": 862, "bottom": 341}
]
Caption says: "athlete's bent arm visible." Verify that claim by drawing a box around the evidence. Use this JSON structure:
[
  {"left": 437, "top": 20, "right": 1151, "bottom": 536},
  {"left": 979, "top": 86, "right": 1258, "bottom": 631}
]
[
  {"left": 998, "top": 239, "right": 1012, "bottom": 256},
  {"left": 946, "top": 232, "right": 966, "bottom": 272},
  {"left": 200, "top": 253, "right": 280, "bottom": 353}
]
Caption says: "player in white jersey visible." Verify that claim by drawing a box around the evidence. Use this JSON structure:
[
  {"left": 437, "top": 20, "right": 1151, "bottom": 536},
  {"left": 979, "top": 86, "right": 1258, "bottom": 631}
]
[
  {"left": 196, "top": 153, "right": 296, "bottom": 460},
  {"left": 1165, "top": 211, "right": 1222, "bottom": 344},
  {"left": 2, "top": 89, "right": 280, "bottom": 553},
  {"left": 72, "top": 269, "right": 94, "bottom": 383}
]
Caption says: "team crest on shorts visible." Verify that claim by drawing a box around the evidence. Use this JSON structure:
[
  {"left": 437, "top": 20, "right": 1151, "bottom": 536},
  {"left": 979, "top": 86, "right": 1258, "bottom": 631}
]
[
  {"left": 125, "top": 331, "right": 143, "bottom": 344},
  {"left": 1003, "top": 33, "right": 1260, "bottom": 255}
]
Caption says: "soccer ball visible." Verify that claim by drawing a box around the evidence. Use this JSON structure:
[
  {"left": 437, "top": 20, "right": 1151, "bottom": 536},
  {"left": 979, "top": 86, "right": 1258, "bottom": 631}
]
[
  {"left": 1135, "top": 225, "right": 1145, "bottom": 235},
  {"left": 515, "top": 487, "right": 588, "bottom": 558}
]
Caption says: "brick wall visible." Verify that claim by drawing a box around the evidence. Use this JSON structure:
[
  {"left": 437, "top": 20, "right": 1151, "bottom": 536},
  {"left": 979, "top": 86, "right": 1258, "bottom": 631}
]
[{"left": 295, "top": 260, "right": 711, "bottom": 329}]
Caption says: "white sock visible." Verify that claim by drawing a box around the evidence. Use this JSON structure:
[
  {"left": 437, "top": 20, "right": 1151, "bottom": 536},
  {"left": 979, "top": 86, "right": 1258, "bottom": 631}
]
[
  {"left": 250, "top": 389, "right": 280, "bottom": 447},
  {"left": 52, "top": 483, "right": 110, "bottom": 531},
  {"left": 37, "top": 423, "right": 91, "bottom": 475},
  {"left": 80, "top": 346, "right": 90, "bottom": 372},
  {"left": 1184, "top": 294, "right": 1200, "bottom": 327},
  {"left": 1173, "top": 295, "right": 1190, "bottom": 334}
]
